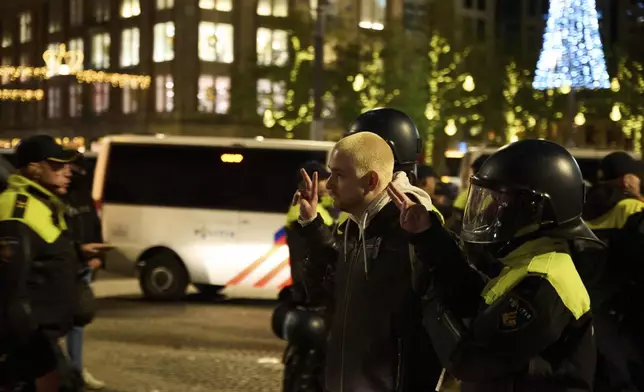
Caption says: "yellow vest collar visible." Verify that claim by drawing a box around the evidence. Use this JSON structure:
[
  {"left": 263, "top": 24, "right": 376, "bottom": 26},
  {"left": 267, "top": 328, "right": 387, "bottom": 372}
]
[{"left": 8, "top": 174, "right": 65, "bottom": 209}]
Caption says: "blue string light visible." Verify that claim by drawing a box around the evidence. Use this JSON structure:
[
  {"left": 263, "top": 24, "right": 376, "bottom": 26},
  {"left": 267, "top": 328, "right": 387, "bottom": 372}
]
[{"left": 533, "top": 0, "right": 610, "bottom": 90}]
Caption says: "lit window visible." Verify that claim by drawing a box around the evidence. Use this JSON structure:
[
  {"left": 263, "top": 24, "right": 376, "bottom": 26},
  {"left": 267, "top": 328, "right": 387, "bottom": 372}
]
[
  {"left": 157, "top": 0, "right": 174, "bottom": 9},
  {"left": 19, "top": 54, "right": 29, "bottom": 82},
  {"left": 197, "top": 75, "right": 231, "bottom": 114},
  {"left": 95, "top": 0, "right": 111, "bottom": 22},
  {"left": 93, "top": 83, "right": 110, "bottom": 114},
  {"left": 69, "top": 85, "right": 83, "bottom": 117},
  {"left": 19, "top": 13, "right": 32, "bottom": 43},
  {"left": 69, "top": 38, "right": 84, "bottom": 71},
  {"left": 359, "top": 0, "right": 386, "bottom": 30},
  {"left": 1, "top": 29, "right": 12, "bottom": 48},
  {"left": 155, "top": 75, "right": 174, "bottom": 113},
  {"left": 70, "top": 0, "right": 83, "bottom": 26},
  {"left": 198, "top": 22, "right": 234, "bottom": 63},
  {"left": 49, "top": 0, "right": 62, "bottom": 33},
  {"left": 121, "top": 28, "right": 140, "bottom": 67},
  {"left": 1, "top": 58, "right": 10, "bottom": 84},
  {"left": 199, "top": 0, "right": 232, "bottom": 11},
  {"left": 153, "top": 22, "right": 175, "bottom": 62},
  {"left": 92, "top": 33, "right": 111, "bottom": 69},
  {"left": 122, "top": 86, "right": 138, "bottom": 114},
  {"left": 257, "top": 0, "right": 288, "bottom": 16},
  {"left": 47, "top": 87, "right": 62, "bottom": 119},
  {"left": 257, "top": 28, "right": 289, "bottom": 66},
  {"left": 121, "top": 0, "right": 141, "bottom": 18},
  {"left": 257, "top": 78, "right": 285, "bottom": 116}
]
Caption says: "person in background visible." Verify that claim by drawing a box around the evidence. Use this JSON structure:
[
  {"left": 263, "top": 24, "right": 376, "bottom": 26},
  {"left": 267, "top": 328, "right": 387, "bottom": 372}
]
[
  {"left": 581, "top": 151, "right": 644, "bottom": 391},
  {"left": 417, "top": 164, "right": 440, "bottom": 198},
  {"left": 63, "top": 154, "right": 106, "bottom": 390},
  {"left": 432, "top": 181, "right": 458, "bottom": 220}
]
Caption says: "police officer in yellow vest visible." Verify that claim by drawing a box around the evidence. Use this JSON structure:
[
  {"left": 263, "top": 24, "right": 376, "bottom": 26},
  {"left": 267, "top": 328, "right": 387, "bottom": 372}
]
[
  {"left": 388, "top": 140, "right": 598, "bottom": 391},
  {"left": 581, "top": 151, "right": 644, "bottom": 391},
  {"left": 0, "top": 135, "right": 97, "bottom": 392}
]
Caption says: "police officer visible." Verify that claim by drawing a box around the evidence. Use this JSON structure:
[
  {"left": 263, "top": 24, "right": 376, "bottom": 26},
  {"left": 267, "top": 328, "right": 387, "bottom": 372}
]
[
  {"left": 388, "top": 139, "right": 597, "bottom": 391},
  {"left": 0, "top": 135, "right": 99, "bottom": 392},
  {"left": 581, "top": 151, "right": 644, "bottom": 391}
]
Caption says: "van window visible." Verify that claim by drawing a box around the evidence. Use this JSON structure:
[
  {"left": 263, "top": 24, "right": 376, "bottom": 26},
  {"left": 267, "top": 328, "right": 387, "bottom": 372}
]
[{"left": 102, "top": 143, "right": 327, "bottom": 213}]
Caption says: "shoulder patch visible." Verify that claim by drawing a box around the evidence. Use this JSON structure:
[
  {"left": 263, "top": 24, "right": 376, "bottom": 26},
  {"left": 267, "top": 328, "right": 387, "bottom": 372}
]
[
  {"left": 499, "top": 295, "right": 536, "bottom": 332},
  {"left": 11, "top": 194, "right": 29, "bottom": 219}
]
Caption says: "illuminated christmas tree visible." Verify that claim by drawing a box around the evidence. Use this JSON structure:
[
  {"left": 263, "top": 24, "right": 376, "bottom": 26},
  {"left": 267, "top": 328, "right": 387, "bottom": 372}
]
[{"left": 533, "top": 0, "right": 610, "bottom": 90}]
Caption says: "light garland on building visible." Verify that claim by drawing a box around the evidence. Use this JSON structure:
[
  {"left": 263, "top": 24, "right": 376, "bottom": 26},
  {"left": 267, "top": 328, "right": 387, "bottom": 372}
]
[
  {"left": 0, "top": 89, "right": 44, "bottom": 101},
  {"left": 533, "top": 0, "right": 610, "bottom": 90},
  {"left": 0, "top": 44, "right": 151, "bottom": 90}
]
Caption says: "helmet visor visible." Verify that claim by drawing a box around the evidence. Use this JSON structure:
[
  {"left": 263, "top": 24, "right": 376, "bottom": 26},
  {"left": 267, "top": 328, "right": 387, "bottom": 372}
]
[{"left": 461, "top": 184, "right": 546, "bottom": 244}]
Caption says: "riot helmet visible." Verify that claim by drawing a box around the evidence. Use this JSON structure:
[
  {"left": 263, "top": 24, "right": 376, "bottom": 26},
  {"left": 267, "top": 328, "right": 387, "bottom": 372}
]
[
  {"left": 345, "top": 108, "right": 422, "bottom": 179},
  {"left": 461, "top": 139, "right": 599, "bottom": 247}
]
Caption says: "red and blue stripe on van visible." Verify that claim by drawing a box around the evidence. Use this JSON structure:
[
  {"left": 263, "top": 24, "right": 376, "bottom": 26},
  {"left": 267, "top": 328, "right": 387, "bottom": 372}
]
[{"left": 225, "top": 227, "right": 292, "bottom": 289}]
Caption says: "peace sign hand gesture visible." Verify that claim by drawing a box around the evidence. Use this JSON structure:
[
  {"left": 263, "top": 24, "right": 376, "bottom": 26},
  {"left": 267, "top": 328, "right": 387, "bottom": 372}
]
[
  {"left": 292, "top": 169, "right": 319, "bottom": 221},
  {"left": 387, "top": 183, "right": 432, "bottom": 234}
]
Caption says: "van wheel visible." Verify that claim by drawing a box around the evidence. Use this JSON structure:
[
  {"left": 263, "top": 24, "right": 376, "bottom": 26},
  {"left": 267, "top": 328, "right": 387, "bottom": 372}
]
[
  {"left": 194, "top": 284, "right": 224, "bottom": 297},
  {"left": 139, "top": 252, "right": 189, "bottom": 301}
]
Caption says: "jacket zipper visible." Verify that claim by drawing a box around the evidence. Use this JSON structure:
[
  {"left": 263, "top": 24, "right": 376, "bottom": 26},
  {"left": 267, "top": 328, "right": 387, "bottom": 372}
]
[
  {"left": 339, "top": 241, "right": 362, "bottom": 392},
  {"left": 395, "top": 338, "right": 403, "bottom": 392},
  {"left": 441, "top": 306, "right": 460, "bottom": 339}
]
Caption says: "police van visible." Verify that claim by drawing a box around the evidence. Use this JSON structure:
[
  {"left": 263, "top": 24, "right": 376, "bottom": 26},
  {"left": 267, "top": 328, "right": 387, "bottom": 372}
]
[
  {"left": 447, "top": 146, "right": 641, "bottom": 192},
  {"left": 92, "top": 135, "right": 335, "bottom": 301}
]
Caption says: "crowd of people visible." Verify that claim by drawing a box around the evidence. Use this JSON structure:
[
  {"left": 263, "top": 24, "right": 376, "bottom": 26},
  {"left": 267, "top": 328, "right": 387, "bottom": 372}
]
[{"left": 275, "top": 108, "right": 644, "bottom": 392}]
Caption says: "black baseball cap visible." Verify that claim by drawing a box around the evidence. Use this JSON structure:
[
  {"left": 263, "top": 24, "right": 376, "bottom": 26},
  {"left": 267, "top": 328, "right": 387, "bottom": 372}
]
[
  {"left": 300, "top": 161, "right": 331, "bottom": 180},
  {"left": 598, "top": 151, "right": 644, "bottom": 181},
  {"left": 15, "top": 135, "right": 80, "bottom": 168},
  {"left": 417, "top": 164, "right": 439, "bottom": 180}
]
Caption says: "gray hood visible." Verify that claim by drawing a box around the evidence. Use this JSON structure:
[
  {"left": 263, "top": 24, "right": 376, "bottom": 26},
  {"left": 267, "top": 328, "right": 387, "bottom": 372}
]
[{"left": 345, "top": 171, "right": 435, "bottom": 276}]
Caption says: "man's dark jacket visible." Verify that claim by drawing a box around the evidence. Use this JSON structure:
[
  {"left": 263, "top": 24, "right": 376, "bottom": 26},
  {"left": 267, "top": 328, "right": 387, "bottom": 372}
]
[{"left": 297, "top": 196, "right": 442, "bottom": 392}]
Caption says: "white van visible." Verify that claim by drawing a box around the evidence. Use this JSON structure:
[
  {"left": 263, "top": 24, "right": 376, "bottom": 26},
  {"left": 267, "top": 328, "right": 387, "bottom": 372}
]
[{"left": 92, "top": 135, "right": 335, "bottom": 301}]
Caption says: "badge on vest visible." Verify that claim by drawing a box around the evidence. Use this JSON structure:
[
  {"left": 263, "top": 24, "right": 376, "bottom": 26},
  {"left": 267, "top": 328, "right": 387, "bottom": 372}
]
[{"left": 499, "top": 295, "right": 535, "bottom": 332}]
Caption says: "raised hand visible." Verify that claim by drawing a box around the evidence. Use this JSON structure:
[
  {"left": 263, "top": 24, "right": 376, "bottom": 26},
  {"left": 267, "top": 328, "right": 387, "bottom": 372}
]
[
  {"left": 387, "top": 182, "right": 431, "bottom": 234},
  {"left": 292, "top": 169, "right": 319, "bottom": 221}
]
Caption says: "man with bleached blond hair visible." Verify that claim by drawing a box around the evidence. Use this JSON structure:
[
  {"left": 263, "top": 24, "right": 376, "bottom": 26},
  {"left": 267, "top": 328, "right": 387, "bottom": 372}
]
[{"left": 292, "top": 131, "right": 441, "bottom": 392}]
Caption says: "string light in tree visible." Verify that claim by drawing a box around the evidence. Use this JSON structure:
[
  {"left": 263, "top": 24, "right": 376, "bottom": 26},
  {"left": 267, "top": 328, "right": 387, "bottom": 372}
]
[
  {"left": 423, "top": 32, "right": 486, "bottom": 164},
  {"left": 262, "top": 36, "right": 316, "bottom": 138},
  {"left": 533, "top": 0, "right": 610, "bottom": 90}
]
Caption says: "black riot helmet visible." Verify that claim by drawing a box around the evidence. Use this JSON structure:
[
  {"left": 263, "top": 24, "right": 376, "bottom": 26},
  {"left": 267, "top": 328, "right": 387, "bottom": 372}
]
[
  {"left": 461, "top": 139, "right": 600, "bottom": 247},
  {"left": 345, "top": 108, "right": 422, "bottom": 180}
]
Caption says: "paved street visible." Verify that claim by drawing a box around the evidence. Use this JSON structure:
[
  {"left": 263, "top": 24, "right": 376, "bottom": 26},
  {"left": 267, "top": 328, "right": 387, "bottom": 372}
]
[{"left": 82, "top": 278, "right": 285, "bottom": 392}]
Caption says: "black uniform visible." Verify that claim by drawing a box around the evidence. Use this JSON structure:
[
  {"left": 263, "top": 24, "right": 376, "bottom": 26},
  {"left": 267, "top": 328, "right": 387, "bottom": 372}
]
[
  {"left": 410, "top": 140, "right": 598, "bottom": 391},
  {"left": 0, "top": 174, "right": 81, "bottom": 389}
]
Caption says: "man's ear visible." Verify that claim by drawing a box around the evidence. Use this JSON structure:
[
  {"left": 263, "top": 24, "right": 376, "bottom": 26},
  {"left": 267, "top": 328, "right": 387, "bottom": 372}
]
[
  {"left": 366, "top": 171, "right": 379, "bottom": 192},
  {"left": 25, "top": 162, "right": 42, "bottom": 180}
]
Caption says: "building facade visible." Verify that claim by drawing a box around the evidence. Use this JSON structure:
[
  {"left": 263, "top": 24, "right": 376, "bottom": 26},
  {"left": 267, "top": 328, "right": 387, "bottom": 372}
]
[{"left": 0, "top": 0, "right": 410, "bottom": 144}]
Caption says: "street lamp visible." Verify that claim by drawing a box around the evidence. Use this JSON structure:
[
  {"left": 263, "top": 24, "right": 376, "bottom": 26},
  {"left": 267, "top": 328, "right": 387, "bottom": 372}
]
[
  {"left": 310, "top": 0, "right": 328, "bottom": 141},
  {"left": 574, "top": 112, "right": 586, "bottom": 126}
]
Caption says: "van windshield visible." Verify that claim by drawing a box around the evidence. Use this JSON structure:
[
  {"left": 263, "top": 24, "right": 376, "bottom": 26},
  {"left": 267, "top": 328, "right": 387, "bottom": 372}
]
[{"left": 102, "top": 143, "right": 327, "bottom": 213}]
